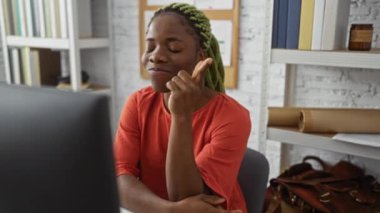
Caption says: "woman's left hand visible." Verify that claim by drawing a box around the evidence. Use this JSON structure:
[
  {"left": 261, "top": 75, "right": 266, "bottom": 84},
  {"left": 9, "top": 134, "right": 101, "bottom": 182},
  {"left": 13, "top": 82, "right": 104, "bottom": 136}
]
[{"left": 166, "top": 58, "right": 213, "bottom": 116}]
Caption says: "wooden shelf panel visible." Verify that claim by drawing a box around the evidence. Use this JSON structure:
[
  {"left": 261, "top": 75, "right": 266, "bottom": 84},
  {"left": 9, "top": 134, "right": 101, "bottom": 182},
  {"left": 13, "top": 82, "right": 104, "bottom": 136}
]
[
  {"left": 267, "top": 127, "right": 380, "bottom": 160},
  {"left": 6, "top": 36, "right": 109, "bottom": 49},
  {"left": 271, "top": 49, "right": 380, "bottom": 69}
]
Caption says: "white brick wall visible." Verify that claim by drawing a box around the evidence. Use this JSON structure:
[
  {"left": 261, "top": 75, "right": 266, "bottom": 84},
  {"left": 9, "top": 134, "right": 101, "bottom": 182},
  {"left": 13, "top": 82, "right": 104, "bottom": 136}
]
[{"left": 112, "top": 0, "right": 149, "bottom": 111}]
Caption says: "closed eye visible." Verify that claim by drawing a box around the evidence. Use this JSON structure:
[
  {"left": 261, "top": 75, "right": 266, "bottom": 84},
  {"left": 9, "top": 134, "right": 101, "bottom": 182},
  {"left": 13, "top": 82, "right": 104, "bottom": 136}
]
[
  {"left": 168, "top": 41, "right": 183, "bottom": 53},
  {"left": 169, "top": 48, "right": 181, "bottom": 53},
  {"left": 145, "top": 41, "right": 155, "bottom": 53}
]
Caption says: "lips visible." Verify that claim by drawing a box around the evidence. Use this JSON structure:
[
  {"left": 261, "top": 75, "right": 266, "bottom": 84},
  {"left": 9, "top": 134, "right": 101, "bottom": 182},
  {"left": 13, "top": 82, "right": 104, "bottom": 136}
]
[{"left": 148, "top": 68, "right": 171, "bottom": 73}]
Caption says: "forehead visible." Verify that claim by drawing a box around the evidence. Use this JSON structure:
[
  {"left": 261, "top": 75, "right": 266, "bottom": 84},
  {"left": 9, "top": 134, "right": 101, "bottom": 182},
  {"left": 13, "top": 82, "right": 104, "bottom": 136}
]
[{"left": 147, "top": 13, "right": 194, "bottom": 38}]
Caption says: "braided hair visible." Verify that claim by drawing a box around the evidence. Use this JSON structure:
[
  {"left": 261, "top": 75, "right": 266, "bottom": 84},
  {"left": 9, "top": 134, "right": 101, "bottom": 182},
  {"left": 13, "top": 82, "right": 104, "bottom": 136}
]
[{"left": 148, "top": 3, "right": 225, "bottom": 92}]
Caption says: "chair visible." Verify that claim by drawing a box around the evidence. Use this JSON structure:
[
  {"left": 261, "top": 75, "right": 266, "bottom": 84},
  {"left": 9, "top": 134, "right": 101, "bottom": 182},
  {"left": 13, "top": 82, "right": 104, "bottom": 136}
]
[{"left": 238, "top": 148, "right": 270, "bottom": 213}]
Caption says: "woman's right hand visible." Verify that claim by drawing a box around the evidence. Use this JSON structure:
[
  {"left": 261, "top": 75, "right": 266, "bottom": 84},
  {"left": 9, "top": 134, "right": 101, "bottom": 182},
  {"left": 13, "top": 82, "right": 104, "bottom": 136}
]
[{"left": 170, "top": 194, "right": 242, "bottom": 213}]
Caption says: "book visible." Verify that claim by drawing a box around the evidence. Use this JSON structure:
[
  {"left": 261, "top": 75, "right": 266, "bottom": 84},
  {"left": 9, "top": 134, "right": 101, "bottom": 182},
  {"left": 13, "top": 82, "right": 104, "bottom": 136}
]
[
  {"left": 54, "top": 0, "right": 61, "bottom": 38},
  {"left": 298, "top": 0, "right": 315, "bottom": 50},
  {"left": 31, "top": 0, "right": 40, "bottom": 37},
  {"left": 321, "top": 0, "right": 350, "bottom": 50},
  {"left": 286, "top": 0, "right": 301, "bottom": 49},
  {"left": 10, "top": 49, "right": 21, "bottom": 84},
  {"left": 311, "top": 0, "right": 325, "bottom": 50},
  {"left": 17, "top": 0, "right": 26, "bottom": 36},
  {"left": 44, "top": 0, "right": 52, "bottom": 37},
  {"left": 59, "top": 0, "right": 68, "bottom": 38},
  {"left": 2, "top": 0, "right": 12, "bottom": 35},
  {"left": 24, "top": 0, "right": 34, "bottom": 37},
  {"left": 36, "top": 49, "right": 61, "bottom": 85},
  {"left": 29, "top": 49, "right": 41, "bottom": 86},
  {"left": 49, "top": 0, "right": 57, "bottom": 38},
  {"left": 277, "top": 0, "right": 288, "bottom": 48},
  {"left": 20, "top": 47, "right": 32, "bottom": 86},
  {"left": 37, "top": 0, "right": 45, "bottom": 37},
  {"left": 271, "top": 0, "right": 279, "bottom": 48},
  {"left": 8, "top": 0, "right": 15, "bottom": 34},
  {"left": 12, "top": 0, "right": 20, "bottom": 35}
]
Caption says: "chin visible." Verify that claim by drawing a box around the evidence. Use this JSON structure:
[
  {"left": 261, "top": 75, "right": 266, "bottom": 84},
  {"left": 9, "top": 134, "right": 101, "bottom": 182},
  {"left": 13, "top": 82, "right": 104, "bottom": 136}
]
[{"left": 151, "top": 82, "right": 170, "bottom": 93}]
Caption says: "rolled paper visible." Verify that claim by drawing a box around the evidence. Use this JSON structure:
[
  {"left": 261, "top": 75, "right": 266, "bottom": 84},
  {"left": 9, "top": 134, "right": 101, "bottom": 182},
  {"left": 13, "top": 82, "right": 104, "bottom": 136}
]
[
  {"left": 267, "top": 107, "right": 302, "bottom": 127},
  {"left": 299, "top": 108, "right": 380, "bottom": 133}
]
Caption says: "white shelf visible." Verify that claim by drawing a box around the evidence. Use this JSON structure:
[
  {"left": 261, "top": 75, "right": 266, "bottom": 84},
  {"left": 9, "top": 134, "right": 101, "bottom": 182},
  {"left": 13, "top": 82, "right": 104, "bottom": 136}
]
[
  {"left": 78, "top": 38, "right": 109, "bottom": 49},
  {"left": 6, "top": 36, "right": 109, "bottom": 50},
  {"left": 271, "top": 49, "right": 380, "bottom": 69},
  {"left": 267, "top": 127, "right": 380, "bottom": 160}
]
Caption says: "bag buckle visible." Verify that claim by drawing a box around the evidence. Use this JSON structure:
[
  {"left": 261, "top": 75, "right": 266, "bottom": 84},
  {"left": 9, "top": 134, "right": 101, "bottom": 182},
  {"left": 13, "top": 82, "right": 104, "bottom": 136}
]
[{"left": 319, "top": 192, "right": 331, "bottom": 203}]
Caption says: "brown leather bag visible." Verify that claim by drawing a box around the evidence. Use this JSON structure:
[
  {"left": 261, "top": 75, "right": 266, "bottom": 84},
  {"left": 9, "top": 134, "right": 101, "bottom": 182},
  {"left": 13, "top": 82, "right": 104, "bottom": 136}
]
[{"left": 264, "top": 156, "right": 380, "bottom": 213}]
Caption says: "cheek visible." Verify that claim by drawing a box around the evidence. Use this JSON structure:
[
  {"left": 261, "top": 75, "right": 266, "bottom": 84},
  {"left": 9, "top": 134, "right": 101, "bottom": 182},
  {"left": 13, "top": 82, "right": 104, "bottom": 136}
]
[
  {"left": 175, "top": 54, "right": 200, "bottom": 73},
  {"left": 186, "top": 57, "right": 201, "bottom": 75},
  {"left": 141, "top": 53, "right": 148, "bottom": 67}
]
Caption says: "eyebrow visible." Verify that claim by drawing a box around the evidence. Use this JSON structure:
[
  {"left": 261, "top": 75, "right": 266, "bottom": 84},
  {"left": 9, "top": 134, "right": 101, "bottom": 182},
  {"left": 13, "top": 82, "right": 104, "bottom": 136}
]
[{"left": 145, "top": 37, "right": 183, "bottom": 42}]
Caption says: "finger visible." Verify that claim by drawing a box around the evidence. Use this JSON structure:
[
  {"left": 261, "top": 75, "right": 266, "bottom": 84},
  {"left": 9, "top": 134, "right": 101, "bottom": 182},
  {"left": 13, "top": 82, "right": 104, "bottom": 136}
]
[
  {"left": 200, "top": 194, "right": 225, "bottom": 205},
  {"left": 191, "top": 60, "right": 204, "bottom": 82},
  {"left": 192, "top": 58, "right": 212, "bottom": 79},
  {"left": 177, "top": 70, "right": 192, "bottom": 81},
  {"left": 166, "top": 80, "right": 179, "bottom": 92},
  {"left": 194, "top": 60, "right": 203, "bottom": 73},
  {"left": 171, "top": 75, "right": 188, "bottom": 90},
  {"left": 193, "top": 58, "right": 213, "bottom": 84},
  {"left": 177, "top": 70, "right": 195, "bottom": 88}
]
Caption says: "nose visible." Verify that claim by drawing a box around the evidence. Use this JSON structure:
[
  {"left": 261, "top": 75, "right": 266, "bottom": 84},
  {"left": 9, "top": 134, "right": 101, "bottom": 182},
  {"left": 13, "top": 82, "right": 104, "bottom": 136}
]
[{"left": 149, "top": 47, "right": 167, "bottom": 63}]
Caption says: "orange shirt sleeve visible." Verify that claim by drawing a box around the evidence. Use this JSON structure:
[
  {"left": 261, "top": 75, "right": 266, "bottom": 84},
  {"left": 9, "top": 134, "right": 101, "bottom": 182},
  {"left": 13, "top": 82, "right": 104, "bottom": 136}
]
[
  {"left": 114, "top": 92, "right": 141, "bottom": 177},
  {"left": 195, "top": 106, "right": 251, "bottom": 207}
]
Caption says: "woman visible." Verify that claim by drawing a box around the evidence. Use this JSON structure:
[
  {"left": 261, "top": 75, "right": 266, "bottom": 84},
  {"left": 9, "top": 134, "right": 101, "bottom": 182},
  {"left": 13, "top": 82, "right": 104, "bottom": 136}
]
[{"left": 114, "top": 3, "right": 251, "bottom": 213}]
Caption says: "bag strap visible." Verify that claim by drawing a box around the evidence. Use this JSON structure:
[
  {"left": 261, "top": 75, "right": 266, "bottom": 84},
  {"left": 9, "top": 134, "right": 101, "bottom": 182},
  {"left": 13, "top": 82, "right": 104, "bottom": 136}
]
[
  {"left": 274, "top": 175, "right": 363, "bottom": 186},
  {"left": 303, "top": 156, "right": 331, "bottom": 171}
]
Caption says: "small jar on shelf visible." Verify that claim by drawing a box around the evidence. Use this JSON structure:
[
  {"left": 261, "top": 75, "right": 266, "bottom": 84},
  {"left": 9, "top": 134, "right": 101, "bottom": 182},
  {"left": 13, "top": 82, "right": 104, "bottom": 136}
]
[{"left": 348, "top": 24, "right": 374, "bottom": 51}]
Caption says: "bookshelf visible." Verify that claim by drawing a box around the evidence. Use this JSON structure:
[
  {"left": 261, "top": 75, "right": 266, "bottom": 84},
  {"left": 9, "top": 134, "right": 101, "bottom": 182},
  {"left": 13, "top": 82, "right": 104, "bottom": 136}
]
[
  {"left": 271, "top": 49, "right": 380, "bottom": 69},
  {"left": 268, "top": 48, "right": 380, "bottom": 155},
  {"left": 6, "top": 36, "right": 109, "bottom": 49},
  {"left": 268, "top": 127, "right": 380, "bottom": 160},
  {"left": 262, "top": 0, "right": 380, "bottom": 173},
  {"left": 0, "top": 0, "right": 113, "bottom": 93},
  {"left": 268, "top": 48, "right": 380, "bottom": 162}
]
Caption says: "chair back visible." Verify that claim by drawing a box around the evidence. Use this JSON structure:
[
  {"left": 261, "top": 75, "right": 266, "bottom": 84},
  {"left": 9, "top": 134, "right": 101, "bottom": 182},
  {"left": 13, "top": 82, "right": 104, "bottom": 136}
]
[{"left": 238, "top": 148, "right": 269, "bottom": 213}]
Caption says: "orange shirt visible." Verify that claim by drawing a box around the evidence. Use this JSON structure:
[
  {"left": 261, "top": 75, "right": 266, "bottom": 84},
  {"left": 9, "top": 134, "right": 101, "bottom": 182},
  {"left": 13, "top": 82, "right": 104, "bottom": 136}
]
[{"left": 114, "top": 87, "right": 251, "bottom": 212}]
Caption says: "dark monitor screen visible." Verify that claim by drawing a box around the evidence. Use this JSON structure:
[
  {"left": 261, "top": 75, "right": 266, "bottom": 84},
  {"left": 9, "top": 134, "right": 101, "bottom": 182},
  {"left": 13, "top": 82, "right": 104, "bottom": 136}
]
[{"left": 0, "top": 84, "right": 119, "bottom": 213}]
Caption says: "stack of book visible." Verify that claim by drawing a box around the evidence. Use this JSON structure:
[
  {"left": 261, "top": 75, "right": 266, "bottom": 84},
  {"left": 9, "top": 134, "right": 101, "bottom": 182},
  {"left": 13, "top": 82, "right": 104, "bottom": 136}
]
[
  {"left": 2, "top": 0, "right": 92, "bottom": 38},
  {"left": 8, "top": 48, "right": 61, "bottom": 86},
  {"left": 271, "top": 0, "right": 351, "bottom": 50}
]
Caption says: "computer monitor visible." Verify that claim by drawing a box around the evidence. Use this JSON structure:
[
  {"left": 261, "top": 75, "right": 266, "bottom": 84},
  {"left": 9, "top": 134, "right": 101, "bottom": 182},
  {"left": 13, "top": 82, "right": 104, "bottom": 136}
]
[{"left": 0, "top": 83, "right": 119, "bottom": 213}]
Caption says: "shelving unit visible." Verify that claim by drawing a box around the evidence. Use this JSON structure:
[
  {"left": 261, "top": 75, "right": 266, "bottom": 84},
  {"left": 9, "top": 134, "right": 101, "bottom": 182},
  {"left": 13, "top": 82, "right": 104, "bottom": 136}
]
[
  {"left": 6, "top": 36, "right": 109, "bottom": 50},
  {"left": 267, "top": 127, "right": 380, "bottom": 160},
  {"left": 271, "top": 48, "right": 380, "bottom": 69},
  {"left": 0, "top": 0, "right": 113, "bottom": 93},
  {"left": 268, "top": 47, "right": 380, "bottom": 167},
  {"left": 257, "top": 0, "right": 380, "bottom": 176}
]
